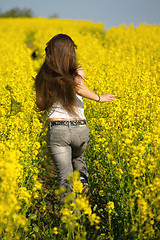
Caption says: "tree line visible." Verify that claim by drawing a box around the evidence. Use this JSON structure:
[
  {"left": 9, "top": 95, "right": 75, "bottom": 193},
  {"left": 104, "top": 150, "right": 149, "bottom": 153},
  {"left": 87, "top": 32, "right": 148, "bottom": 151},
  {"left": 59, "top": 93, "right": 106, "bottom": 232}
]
[{"left": 0, "top": 7, "right": 58, "bottom": 18}]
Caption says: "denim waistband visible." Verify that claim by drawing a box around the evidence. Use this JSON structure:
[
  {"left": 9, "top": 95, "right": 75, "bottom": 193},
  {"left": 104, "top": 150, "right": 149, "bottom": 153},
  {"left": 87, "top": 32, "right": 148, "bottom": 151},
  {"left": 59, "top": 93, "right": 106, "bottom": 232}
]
[{"left": 49, "top": 120, "right": 87, "bottom": 128}]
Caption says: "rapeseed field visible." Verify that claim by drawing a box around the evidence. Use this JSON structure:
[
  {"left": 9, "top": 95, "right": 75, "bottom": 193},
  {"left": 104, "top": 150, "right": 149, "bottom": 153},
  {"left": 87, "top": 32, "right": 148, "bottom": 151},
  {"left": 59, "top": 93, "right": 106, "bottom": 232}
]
[{"left": 0, "top": 18, "right": 160, "bottom": 240}]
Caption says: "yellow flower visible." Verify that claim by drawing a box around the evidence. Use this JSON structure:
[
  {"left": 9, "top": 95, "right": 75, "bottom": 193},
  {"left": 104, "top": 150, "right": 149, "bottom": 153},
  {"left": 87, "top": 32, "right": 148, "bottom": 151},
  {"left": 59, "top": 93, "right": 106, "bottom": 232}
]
[
  {"left": 63, "top": 192, "right": 74, "bottom": 204},
  {"left": 89, "top": 213, "right": 100, "bottom": 225},
  {"left": 107, "top": 201, "right": 115, "bottom": 214},
  {"left": 52, "top": 227, "right": 58, "bottom": 235},
  {"left": 138, "top": 198, "right": 148, "bottom": 216},
  {"left": 73, "top": 179, "right": 83, "bottom": 194},
  {"left": 55, "top": 187, "right": 66, "bottom": 196},
  {"left": 99, "top": 190, "right": 105, "bottom": 196},
  {"left": 156, "top": 215, "right": 160, "bottom": 221}
]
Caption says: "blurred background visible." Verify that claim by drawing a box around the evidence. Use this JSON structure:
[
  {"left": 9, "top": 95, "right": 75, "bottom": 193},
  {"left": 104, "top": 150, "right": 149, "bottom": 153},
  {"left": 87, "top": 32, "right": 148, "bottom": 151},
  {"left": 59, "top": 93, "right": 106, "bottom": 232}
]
[{"left": 0, "top": 0, "right": 160, "bottom": 29}]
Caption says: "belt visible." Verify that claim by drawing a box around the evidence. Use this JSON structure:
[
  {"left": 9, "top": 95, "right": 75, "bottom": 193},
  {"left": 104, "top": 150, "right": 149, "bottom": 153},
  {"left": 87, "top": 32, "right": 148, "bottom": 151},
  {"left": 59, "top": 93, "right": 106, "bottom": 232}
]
[{"left": 50, "top": 120, "right": 86, "bottom": 128}]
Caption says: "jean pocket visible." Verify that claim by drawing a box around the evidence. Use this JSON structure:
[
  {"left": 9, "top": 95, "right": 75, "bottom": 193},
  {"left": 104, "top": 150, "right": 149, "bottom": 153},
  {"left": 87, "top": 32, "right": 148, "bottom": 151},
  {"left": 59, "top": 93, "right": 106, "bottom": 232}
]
[
  {"left": 78, "top": 125, "right": 90, "bottom": 146},
  {"left": 49, "top": 125, "right": 70, "bottom": 145}
]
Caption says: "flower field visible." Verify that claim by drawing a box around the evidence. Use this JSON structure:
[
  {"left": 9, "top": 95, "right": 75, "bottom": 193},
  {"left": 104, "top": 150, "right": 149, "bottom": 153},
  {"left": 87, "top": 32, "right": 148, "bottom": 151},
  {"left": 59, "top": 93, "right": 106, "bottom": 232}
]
[{"left": 0, "top": 18, "right": 160, "bottom": 240}]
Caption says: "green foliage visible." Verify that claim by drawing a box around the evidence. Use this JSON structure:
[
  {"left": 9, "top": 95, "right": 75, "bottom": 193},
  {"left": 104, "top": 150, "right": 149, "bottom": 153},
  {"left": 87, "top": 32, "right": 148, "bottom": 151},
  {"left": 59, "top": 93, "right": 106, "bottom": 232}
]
[
  {"left": 0, "top": 7, "right": 34, "bottom": 18},
  {"left": 49, "top": 13, "right": 59, "bottom": 19}
]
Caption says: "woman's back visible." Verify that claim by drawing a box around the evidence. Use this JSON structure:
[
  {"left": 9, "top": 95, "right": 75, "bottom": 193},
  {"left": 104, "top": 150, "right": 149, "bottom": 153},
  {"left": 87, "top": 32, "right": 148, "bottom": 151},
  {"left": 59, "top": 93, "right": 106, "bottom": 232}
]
[{"left": 48, "top": 93, "right": 86, "bottom": 120}]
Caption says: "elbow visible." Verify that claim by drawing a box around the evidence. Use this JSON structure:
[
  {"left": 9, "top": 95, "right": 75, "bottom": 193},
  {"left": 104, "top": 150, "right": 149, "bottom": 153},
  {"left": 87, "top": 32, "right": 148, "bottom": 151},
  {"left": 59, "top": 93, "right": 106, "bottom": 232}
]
[
  {"left": 75, "top": 85, "right": 83, "bottom": 96},
  {"left": 75, "top": 88, "right": 81, "bottom": 96}
]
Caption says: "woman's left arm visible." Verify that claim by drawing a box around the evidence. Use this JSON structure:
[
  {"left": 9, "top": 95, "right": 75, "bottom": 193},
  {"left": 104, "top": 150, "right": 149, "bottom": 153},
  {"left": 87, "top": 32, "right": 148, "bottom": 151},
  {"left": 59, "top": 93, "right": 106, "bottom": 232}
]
[{"left": 75, "top": 68, "right": 117, "bottom": 102}]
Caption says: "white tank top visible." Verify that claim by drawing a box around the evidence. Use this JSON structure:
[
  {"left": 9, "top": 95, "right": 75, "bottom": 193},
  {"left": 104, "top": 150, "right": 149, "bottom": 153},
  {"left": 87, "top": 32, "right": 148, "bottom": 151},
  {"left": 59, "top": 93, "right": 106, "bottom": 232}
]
[{"left": 48, "top": 94, "right": 86, "bottom": 120}]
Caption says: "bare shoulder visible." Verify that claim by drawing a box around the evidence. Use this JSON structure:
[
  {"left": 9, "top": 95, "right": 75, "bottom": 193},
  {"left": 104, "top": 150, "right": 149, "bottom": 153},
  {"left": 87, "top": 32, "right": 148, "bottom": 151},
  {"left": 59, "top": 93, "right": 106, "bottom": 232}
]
[{"left": 77, "top": 67, "right": 85, "bottom": 79}]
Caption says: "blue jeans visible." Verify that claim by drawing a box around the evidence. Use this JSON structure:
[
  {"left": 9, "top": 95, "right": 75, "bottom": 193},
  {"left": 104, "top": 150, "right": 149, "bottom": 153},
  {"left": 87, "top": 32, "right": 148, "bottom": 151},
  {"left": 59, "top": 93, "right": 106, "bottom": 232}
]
[{"left": 47, "top": 121, "right": 90, "bottom": 199}]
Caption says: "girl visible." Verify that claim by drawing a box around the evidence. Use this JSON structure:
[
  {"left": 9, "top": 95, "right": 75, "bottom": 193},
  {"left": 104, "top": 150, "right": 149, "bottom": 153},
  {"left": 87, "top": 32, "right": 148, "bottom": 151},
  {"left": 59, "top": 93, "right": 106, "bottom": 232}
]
[{"left": 35, "top": 33, "right": 116, "bottom": 201}]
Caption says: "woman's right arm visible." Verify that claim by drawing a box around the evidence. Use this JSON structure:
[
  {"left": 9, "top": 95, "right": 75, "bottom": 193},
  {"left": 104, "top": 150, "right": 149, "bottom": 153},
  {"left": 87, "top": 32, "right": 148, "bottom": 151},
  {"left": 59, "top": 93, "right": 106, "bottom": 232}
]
[{"left": 75, "top": 68, "right": 117, "bottom": 103}]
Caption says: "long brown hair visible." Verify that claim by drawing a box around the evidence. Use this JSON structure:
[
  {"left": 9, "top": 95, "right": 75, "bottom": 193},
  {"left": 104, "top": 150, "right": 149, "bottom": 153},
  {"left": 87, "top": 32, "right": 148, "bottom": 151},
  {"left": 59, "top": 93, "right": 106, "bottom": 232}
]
[{"left": 35, "top": 34, "right": 79, "bottom": 116}]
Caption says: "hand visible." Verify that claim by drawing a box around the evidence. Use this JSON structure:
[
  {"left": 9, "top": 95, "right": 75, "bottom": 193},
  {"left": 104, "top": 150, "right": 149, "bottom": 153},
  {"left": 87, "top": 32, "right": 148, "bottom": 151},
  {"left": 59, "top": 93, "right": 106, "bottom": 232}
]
[{"left": 100, "top": 94, "right": 117, "bottom": 103}]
